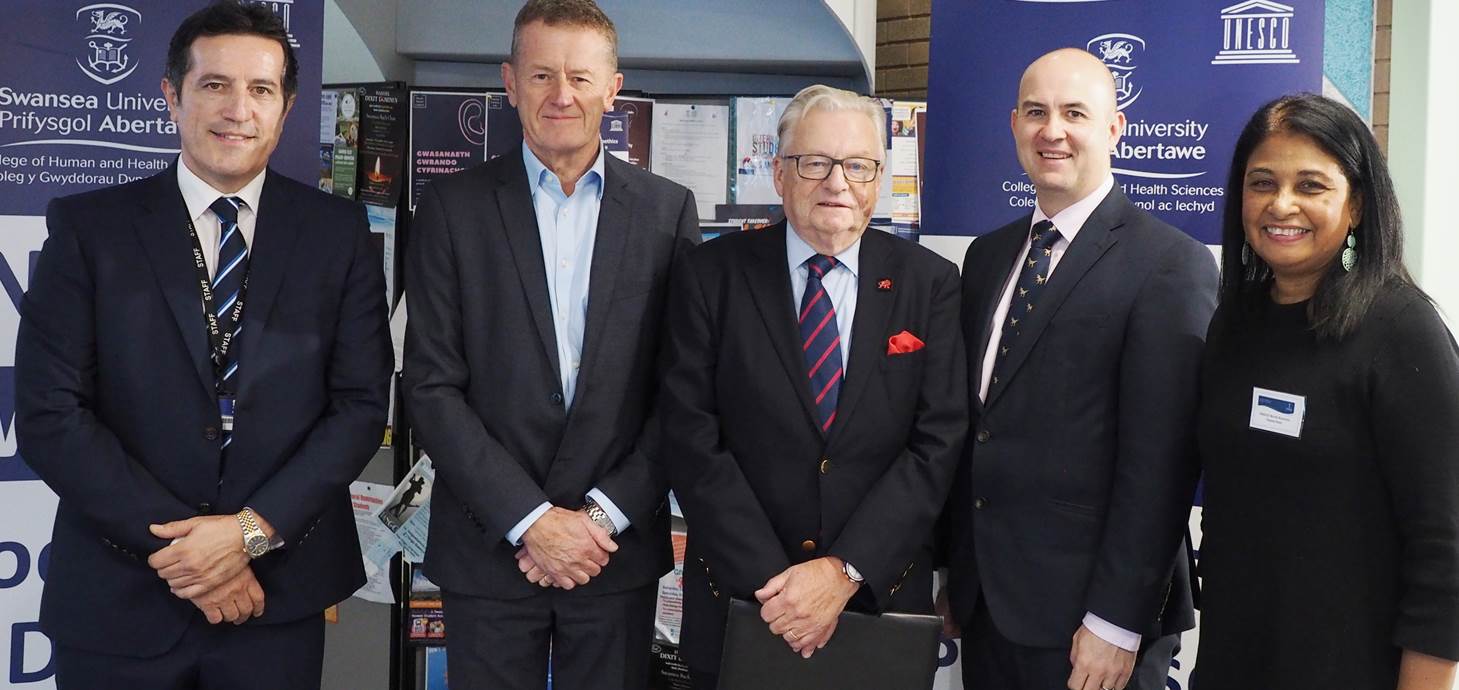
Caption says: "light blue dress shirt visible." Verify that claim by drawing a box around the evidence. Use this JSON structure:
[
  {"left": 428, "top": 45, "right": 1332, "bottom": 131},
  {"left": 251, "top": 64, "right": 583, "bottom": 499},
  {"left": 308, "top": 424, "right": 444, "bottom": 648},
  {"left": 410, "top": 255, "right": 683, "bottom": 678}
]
[
  {"left": 506, "top": 144, "right": 629, "bottom": 545},
  {"left": 786, "top": 224, "right": 861, "bottom": 370}
]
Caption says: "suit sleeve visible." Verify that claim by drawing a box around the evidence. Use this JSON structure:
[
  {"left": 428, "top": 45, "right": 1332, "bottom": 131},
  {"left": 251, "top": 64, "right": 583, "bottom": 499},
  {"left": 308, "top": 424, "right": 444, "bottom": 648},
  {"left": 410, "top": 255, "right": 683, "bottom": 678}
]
[
  {"left": 246, "top": 203, "right": 391, "bottom": 543},
  {"left": 15, "top": 198, "right": 195, "bottom": 555},
  {"left": 1371, "top": 297, "right": 1459, "bottom": 661},
  {"left": 591, "top": 187, "right": 701, "bottom": 529},
  {"left": 1083, "top": 238, "right": 1215, "bottom": 630},
  {"left": 662, "top": 248, "right": 791, "bottom": 594},
  {"left": 829, "top": 259, "right": 969, "bottom": 609},
  {"left": 402, "top": 183, "right": 551, "bottom": 538}
]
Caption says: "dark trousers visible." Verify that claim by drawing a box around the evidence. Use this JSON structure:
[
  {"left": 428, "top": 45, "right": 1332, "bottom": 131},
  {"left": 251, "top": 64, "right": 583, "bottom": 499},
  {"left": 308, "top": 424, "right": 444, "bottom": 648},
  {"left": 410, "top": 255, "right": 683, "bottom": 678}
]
[
  {"left": 442, "top": 582, "right": 657, "bottom": 690},
  {"left": 54, "top": 613, "right": 323, "bottom": 690},
  {"left": 962, "top": 601, "right": 1179, "bottom": 690}
]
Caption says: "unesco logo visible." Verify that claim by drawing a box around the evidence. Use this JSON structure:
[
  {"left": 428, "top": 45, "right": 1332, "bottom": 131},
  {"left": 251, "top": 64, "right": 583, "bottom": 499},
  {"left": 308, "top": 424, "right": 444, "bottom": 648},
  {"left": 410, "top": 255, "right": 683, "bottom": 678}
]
[{"left": 1212, "top": 0, "right": 1302, "bottom": 65}]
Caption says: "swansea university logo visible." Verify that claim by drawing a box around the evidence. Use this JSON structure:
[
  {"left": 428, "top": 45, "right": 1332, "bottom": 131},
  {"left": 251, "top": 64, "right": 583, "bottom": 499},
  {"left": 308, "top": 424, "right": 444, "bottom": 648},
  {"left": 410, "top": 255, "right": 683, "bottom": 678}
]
[
  {"left": 0, "top": 367, "right": 35, "bottom": 483},
  {"left": 1087, "top": 33, "right": 1145, "bottom": 111},
  {"left": 75, "top": 3, "right": 142, "bottom": 85},
  {"left": 1211, "top": 0, "right": 1302, "bottom": 65}
]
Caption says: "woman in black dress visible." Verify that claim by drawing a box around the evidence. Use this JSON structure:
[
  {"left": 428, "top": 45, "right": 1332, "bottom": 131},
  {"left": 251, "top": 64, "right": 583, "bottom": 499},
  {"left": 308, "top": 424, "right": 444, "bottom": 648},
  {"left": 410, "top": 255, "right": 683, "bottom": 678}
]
[{"left": 1193, "top": 94, "right": 1459, "bottom": 689}]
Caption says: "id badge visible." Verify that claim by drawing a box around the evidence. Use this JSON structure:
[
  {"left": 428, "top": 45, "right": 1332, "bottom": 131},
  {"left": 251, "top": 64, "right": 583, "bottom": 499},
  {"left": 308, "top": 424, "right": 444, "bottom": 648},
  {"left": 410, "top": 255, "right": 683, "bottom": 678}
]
[
  {"left": 1248, "top": 387, "right": 1305, "bottom": 438},
  {"left": 219, "top": 396, "right": 236, "bottom": 433}
]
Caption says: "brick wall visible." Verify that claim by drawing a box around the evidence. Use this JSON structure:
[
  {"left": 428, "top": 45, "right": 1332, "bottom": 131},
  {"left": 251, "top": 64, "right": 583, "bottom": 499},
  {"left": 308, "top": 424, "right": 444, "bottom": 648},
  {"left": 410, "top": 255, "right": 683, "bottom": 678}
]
[{"left": 877, "top": 1, "right": 1395, "bottom": 149}]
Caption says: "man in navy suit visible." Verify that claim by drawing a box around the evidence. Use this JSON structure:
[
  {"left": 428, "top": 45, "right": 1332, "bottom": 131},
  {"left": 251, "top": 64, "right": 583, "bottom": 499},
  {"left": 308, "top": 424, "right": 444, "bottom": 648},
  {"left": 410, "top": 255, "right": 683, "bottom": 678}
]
[
  {"left": 942, "top": 48, "right": 1215, "bottom": 690},
  {"left": 15, "top": 3, "right": 391, "bottom": 688},
  {"left": 662, "top": 85, "right": 967, "bottom": 688}
]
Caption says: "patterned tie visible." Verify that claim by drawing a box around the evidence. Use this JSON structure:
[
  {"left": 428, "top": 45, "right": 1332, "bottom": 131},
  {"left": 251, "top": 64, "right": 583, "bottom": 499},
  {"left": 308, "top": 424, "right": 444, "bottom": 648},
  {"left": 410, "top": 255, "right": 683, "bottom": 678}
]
[
  {"left": 990, "top": 220, "right": 1060, "bottom": 387},
  {"left": 208, "top": 197, "right": 248, "bottom": 447},
  {"left": 799, "top": 255, "right": 843, "bottom": 434}
]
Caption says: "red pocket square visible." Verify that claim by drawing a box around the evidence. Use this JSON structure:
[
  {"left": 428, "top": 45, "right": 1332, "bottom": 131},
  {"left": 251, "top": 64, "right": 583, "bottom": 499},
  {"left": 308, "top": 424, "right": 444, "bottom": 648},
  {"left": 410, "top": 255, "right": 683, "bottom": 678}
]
[{"left": 887, "top": 330, "right": 925, "bottom": 355}]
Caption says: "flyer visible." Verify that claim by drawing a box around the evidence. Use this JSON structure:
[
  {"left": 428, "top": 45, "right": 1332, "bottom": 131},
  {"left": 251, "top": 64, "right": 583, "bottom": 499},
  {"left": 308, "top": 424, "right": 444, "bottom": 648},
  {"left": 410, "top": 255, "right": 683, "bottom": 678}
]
[
  {"left": 366, "top": 204, "right": 397, "bottom": 310},
  {"left": 318, "top": 91, "right": 337, "bottom": 194},
  {"left": 331, "top": 88, "right": 361, "bottom": 199},
  {"left": 357, "top": 83, "right": 409, "bottom": 207},
  {"left": 350, "top": 480, "right": 398, "bottom": 605},
  {"left": 409, "top": 90, "right": 489, "bottom": 210},
  {"left": 602, "top": 96, "right": 654, "bottom": 170},
  {"left": 486, "top": 93, "right": 523, "bottom": 161},
  {"left": 890, "top": 101, "right": 924, "bottom": 241},
  {"left": 732, "top": 97, "right": 790, "bottom": 205},
  {"left": 651, "top": 102, "right": 729, "bottom": 220},
  {"left": 378, "top": 455, "right": 434, "bottom": 563}
]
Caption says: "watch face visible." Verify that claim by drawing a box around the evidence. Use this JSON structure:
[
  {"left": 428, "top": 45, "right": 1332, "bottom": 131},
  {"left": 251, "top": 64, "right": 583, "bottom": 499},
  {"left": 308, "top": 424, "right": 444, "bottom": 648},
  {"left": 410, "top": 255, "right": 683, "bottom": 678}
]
[{"left": 245, "top": 535, "right": 270, "bottom": 556}]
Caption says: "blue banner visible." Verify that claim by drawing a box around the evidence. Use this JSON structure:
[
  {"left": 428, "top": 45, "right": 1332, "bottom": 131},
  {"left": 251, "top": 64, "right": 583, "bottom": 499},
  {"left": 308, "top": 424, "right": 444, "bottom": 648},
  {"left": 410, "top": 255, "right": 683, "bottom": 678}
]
[
  {"left": 924, "top": 0, "right": 1325, "bottom": 243},
  {"left": 0, "top": 0, "right": 325, "bottom": 216}
]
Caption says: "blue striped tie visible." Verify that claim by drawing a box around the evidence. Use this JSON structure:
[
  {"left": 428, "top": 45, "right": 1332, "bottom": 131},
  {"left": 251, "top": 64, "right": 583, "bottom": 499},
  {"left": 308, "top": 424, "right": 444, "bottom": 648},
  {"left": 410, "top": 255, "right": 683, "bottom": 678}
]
[
  {"left": 799, "top": 255, "right": 842, "bottom": 434},
  {"left": 209, "top": 196, "right": 247, "bottom": 449}
]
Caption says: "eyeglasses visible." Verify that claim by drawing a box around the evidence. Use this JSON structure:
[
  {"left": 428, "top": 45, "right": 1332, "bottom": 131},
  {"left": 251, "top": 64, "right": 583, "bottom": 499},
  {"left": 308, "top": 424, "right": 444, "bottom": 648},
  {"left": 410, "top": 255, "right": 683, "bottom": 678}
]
[{"left": 783, "top": 154, "right": 882, "bottom": 183}]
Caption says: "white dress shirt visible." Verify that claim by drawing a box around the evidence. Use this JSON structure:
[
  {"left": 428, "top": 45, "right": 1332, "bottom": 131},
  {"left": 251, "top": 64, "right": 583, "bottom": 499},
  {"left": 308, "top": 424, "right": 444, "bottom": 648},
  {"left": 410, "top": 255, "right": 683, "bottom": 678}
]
[
  {"left": 176, "top": 160, "right": 265, "bottom": 279},
  {"left": 976, "top": 175, "right": 1140, "bottom": 652}
]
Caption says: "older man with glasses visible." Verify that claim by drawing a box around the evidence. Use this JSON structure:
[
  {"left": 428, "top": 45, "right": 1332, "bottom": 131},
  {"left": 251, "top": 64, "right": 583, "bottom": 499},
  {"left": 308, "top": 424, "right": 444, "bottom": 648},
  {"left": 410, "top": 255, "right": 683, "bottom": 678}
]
[{"left": 661, "top": 84, "right": 968, "bottom": 689}]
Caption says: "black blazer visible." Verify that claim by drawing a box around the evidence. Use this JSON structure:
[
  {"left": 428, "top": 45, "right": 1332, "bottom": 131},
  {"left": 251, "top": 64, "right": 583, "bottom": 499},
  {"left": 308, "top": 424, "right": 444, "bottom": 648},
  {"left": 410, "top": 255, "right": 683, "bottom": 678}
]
[
  {"left": 944, "top": 188, "right": 1216, "bottom": 647},
  {"left": 403, "top": 147, "right": 698, "bottom": 598},
  {"left": 662, "top": 223, "right": 967, "bottom": 673},
  {"left": 15, "top": 168, "right": 392, "bottom": 657}
]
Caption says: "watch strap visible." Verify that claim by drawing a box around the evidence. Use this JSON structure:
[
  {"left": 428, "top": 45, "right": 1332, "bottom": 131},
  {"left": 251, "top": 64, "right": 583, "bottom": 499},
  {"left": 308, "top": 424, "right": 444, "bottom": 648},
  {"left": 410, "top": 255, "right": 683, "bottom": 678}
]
[{"left": 582, "top": 500, "right": 618, "bottom": 536}]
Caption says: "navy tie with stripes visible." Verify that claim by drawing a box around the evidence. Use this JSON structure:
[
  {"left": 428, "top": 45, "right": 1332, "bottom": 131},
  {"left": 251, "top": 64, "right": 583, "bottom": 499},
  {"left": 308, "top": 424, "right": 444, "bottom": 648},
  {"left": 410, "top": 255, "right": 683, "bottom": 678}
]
[
  {"left": 799, "top": 254, "right": 842, "bottom": 434},
  {"left": 209, "top": 196, "right": 247, "bottom": 449}
]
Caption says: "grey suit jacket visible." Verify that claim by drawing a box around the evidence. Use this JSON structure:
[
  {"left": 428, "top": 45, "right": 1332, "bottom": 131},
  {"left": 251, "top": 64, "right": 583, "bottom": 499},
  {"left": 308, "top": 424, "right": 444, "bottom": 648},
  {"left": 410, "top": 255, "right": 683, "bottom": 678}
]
[{"left": 403, "top": 146, "right": 698, "bottom": 598}]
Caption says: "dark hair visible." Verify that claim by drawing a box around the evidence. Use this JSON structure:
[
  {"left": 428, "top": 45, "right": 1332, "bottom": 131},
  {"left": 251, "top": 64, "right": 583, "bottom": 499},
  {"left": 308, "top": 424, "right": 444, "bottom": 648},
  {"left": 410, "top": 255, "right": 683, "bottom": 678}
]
[
  {"left": 510, "top": 0, "right": 618, "bottom": 71},
  {"left": 1219, "top": 92, "right": 1417, "bottom": 341},
  {"left": 165, "top": 1, "right": 299, "bottom": 101}
]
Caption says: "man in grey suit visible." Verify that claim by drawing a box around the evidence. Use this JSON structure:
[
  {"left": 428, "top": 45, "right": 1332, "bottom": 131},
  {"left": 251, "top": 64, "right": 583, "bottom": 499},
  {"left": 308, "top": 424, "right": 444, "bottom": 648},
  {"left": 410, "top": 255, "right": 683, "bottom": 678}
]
[{"left": 402, "top": 1, "right": 698, "bottom": 688}]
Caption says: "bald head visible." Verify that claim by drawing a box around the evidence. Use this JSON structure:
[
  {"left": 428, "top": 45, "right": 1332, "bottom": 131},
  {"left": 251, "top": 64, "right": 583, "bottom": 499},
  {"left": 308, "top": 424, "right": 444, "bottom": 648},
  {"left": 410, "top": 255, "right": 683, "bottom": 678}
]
[{"left": 1009, "top": 48, "right": 1126, "bottom": 216}]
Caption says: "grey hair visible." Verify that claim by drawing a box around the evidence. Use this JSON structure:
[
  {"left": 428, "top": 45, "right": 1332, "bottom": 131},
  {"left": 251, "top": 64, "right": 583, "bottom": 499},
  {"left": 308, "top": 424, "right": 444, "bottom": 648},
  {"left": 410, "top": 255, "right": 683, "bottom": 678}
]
[{"left": 776, "top": 84, "right": 887, "bottom": 155}]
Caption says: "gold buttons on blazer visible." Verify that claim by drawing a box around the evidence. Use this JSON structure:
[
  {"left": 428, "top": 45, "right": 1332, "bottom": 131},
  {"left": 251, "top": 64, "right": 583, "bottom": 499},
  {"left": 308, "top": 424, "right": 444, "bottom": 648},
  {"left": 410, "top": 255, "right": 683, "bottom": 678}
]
[
  {"left": 819, "top": 458, "right": 831, "bottom": 475},
  {"left": 801, "top": 539, "right": 817, "bottom": 553}
]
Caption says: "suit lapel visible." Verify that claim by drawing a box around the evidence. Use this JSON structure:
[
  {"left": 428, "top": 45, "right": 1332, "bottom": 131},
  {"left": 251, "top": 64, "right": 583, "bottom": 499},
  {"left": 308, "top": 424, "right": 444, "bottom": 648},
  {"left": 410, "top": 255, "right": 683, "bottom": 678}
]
[
  {"left": 135, "top": 170, "right": 214, "bottom": 396},
  {"left": 495, "top": 149, "right": 563, "bottom": 380},
  {"left": 828, "top": 230, "right": 898, "bottom": 440},
  {"left": 742, "top": 223, "right": 821, "bottom": 430},
  {"left": 576, "top": 155, "right": 632, "bottom": 390},
  {"left": 984, "top": 191, "right": 1124, "bottom": 408},
  {"left": 966, "top": 224, "right": 1028, "bottom": 413},
  {"left": 235, "top": 170, "right": 302, "bottom": 400}
]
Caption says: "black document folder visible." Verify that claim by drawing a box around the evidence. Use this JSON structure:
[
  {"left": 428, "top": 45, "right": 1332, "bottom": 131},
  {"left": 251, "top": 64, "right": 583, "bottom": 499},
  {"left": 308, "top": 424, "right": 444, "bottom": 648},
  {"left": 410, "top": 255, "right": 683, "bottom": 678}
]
[{"left": 716, "top": 598, "right": 942, "bottom": 689}]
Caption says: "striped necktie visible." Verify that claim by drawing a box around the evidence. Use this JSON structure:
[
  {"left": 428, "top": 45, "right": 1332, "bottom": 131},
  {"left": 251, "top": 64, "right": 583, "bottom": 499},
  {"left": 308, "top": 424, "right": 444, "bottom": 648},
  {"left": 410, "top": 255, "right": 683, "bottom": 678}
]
[
  {"left": 799, "top": 254, "right": 843, "bottom": 434},
  {"left": 208, "top": 196, "right": 248, "bottom": 449}
]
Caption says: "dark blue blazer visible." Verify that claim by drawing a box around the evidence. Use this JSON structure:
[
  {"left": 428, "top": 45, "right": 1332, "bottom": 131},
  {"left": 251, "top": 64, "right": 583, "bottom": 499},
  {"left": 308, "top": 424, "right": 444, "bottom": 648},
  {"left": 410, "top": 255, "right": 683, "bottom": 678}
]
[
  {"left": 944, "top": 188, "right": 1215, "bottom": 648},
  {"left": 15, "top": 166, "right": 391, "bottom": 656}
]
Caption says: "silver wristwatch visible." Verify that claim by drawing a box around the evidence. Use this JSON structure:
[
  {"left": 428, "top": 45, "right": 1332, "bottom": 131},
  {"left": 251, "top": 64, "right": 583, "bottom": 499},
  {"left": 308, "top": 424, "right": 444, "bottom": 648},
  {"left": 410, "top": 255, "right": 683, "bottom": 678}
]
[
  {"left": 842, "top": 560, "right": 865, "bottom": 584},
  {"left": 582, "top": 500, "right": 618, "bottom": 536}
]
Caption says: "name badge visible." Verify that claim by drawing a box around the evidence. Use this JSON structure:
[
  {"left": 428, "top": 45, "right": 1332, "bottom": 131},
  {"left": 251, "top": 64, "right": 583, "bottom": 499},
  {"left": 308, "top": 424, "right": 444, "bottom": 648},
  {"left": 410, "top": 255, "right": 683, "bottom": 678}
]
[
  {"left": 1249, "top": 387, "right": 1304, "bottom": 438},
  {"left": 219, "top": 396, "right": 236, "bottom": 433}
]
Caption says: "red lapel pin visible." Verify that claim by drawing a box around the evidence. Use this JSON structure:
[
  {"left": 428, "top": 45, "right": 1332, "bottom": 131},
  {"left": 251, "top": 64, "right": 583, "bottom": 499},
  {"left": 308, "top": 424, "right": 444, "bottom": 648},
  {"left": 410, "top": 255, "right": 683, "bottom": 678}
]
[{"left": 877, "top": 278, "right": 893, "bottom": 291}]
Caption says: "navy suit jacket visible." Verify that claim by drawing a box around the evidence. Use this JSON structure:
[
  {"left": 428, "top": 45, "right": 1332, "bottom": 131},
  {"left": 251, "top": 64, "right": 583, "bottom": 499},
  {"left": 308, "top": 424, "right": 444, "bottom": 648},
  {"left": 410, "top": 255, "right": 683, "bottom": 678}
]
[
  {"left": 404, "top": 147, "right": 699, "bottom": 599},
  {"left": 15, "top": 167, "right": 391, "bottom": 656},
  {"left": 944, "top": 188, "right": 1215, "bottom": 648},
  {"left": 663, "top": 223, "right": 968, "bottom": 673}
]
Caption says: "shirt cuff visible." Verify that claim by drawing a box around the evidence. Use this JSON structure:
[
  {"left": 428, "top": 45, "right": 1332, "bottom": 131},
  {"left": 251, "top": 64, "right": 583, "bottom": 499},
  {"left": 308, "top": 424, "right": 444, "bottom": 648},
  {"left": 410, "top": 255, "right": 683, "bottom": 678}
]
[
  {"left": 505, "top": 501, "right": 552, "bottom": 546},
  {"left": 586, "top": 488, "right": 631, "bottom": 534},
  {"left": 1082, "top": 612, "right": 1142, "bottom": 652}
]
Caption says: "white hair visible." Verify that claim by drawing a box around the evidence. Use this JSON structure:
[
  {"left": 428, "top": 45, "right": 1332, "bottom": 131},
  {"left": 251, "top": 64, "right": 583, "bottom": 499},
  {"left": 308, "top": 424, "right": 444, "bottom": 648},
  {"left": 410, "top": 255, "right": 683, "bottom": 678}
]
[{"left": 776, "top": 84, "right": 887, "bottom": 155}]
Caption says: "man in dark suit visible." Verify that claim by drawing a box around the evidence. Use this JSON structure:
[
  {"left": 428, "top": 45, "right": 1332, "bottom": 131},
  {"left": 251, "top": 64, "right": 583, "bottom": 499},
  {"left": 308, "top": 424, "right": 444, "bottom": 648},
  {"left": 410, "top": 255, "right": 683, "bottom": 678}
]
[
  {"left": 402, "top": 1, "right": 698, "bottom": 687},
  {"left": 14, "top": 3, "right": 391, "bottom": 688},
  {"left": 941, "top": 48, "right": 1216, "bottom": 690},
  {"left": 662, "top": 85, "right": 967, "bottom": 688}
]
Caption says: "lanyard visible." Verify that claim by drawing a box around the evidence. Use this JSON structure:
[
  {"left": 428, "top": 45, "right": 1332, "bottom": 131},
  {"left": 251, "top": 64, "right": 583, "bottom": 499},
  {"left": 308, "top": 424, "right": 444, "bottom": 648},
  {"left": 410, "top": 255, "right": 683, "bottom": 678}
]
[{"left": 184, "top": 216, "right": 249, "bottom": 393}]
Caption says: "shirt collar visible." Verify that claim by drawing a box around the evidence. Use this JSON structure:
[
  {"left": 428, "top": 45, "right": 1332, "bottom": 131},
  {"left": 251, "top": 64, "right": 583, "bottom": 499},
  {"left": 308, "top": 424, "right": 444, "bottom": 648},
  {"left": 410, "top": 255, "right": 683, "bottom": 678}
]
[
  {"left": 785, "top": 222, "right": 862, "bottom": 279},
  {"left": 1032, "top": 174, "right": 1114, "bottom": 244},
  {"left": 521, "top": 142, "right": 606, "bottom": 202},
  {"left": 176, "top": 157, "right": 266, "bottom": 223}
]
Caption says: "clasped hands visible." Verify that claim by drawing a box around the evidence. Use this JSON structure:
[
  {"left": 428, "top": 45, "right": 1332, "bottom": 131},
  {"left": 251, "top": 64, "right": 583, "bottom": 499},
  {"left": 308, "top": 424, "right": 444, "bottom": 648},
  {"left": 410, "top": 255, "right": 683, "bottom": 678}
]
[
  {"left": 754, "top": 557, "right": 860, "bottom": 659},
  {"left": 146, "top": 515, "right": 268, "bottom": 625},
  {"left": 515, "top": 506, "right": 618, "bottom": 590}
]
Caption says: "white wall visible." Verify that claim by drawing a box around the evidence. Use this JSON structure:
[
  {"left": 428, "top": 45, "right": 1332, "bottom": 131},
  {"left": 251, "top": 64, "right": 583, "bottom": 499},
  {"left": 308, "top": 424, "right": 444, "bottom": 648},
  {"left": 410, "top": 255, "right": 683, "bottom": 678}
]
[{"left": 1391, "top": 0, "right": 1459, "bottom": 322}]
